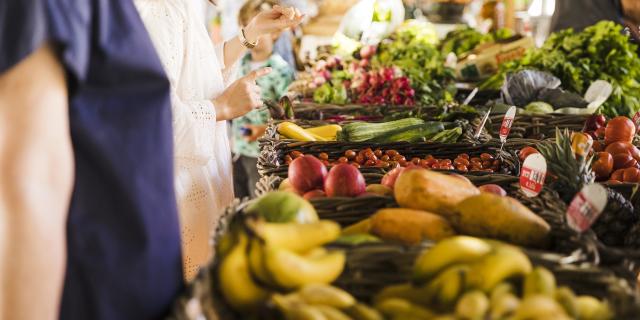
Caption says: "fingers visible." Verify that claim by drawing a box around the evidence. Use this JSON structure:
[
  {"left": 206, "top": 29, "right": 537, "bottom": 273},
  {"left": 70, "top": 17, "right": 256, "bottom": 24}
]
[{"left": 247, "top": 67, "right": 272, "bottom": 80}]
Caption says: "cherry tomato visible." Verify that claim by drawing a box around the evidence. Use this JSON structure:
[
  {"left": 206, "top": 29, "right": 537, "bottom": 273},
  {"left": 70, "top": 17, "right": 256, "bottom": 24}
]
[
  {"left": 518, "top": 146, "right": 539, "bottom": 162},
  {"left": 344, "top": 150, "right": 356, "bottom": 160}
]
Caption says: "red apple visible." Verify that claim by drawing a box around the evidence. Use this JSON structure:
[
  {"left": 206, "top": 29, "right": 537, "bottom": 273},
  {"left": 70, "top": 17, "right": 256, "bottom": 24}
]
[
  {"left": 289, "top": 155, "right": 327, "bottom": 194},
  {"left": 381, "top": 167, "right": 406, "bottom": 190},
  {"left": 325, "top": 164, "right": 366, "bottom": 197}
]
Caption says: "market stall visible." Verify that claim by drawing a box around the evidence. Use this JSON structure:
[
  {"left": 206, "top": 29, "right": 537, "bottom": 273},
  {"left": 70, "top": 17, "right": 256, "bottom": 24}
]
[{"left": 170, "top": 2, "right": 640, "bottom": 319}]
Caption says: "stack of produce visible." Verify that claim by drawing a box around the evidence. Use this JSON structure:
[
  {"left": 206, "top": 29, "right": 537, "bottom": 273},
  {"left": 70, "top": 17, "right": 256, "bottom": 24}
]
[
  {"left": 535, "top": 129, "right": 639, "bottom": 248},
  {"left": 283, "top": 149, "right": 504, "bottom": 174},
  {"left": 440, "top": 26, "right": 514, "bottom": 57},
  {"left": 341, "top": 168, "right": 551, "bottom": 248},
  {"left": 283, "top": 155, "right": 367, "bottom": 199},
  {"left": 310, "top": 20, "right": 455, "bottom": 106},
  {"left": 374, "top": 236, "right": 613, "bottom": 319},
  {"left": 336, "top": 119, "right": 462, "bottom": 143},
  {"left": 483, "top": 21, "right": 640, "bottom": 118}
]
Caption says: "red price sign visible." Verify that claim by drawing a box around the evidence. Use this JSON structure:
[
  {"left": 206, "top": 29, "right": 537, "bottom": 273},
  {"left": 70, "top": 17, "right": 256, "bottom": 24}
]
[
  {"left": 633, "top": 111, "right": 640, "bottom": 133},
  {"left": 519, "top": 153, "right": 547, "bottom": 197},
  {"left": 566, "top": 184, "right": 608, "bottom": 232},
  {"left": 499, "top": 106, "right": 517, "bottom": 143}
]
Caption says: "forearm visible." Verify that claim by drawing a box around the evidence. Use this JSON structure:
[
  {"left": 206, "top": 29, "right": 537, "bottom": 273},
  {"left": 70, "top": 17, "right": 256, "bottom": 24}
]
[
  {"left": 0, "top": 45, "right": 73, "bottom": 320},
  {"left": 222, "top": 36, "right": 249, "bottom": 70}
]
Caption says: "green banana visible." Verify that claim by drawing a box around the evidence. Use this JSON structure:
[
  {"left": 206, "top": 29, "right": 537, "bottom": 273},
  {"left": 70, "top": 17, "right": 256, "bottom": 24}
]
[
  {"left": 413, "top": 236, "right": 491, "bottom": 284},
  {"left": 298, "top": 284, "right": 356, "bottom": 308},
  {"left": 554, "top": 286, "right": 578, "bottom": 318},
  {"left": 455, "top": 290, "right": 489, "bottom": 320},
  {"left": 252, "top": 220, "right": 341, "bottom": 253},
  {"left": 315, "top": 305, "right": 352, "bottom": 320},
  {"left": 467, "top": 245, "right": 532, "bottom": 292},
  {"left": 345, "top": 303, "right": 384, "bottom": 320},
  {"left": 264, "top": 246, "right": 345, "bottom": 289},
  {"left": 523, "top": 266, "right": 556, "bottom": 297},
  {"left": 217, "top": 233, "right": 269, "bottom": 311}
]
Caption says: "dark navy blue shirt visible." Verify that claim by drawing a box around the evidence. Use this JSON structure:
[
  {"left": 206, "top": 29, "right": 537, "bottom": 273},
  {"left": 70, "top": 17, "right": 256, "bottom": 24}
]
[{"left": 0, "top": 1, "right": 183, "bottom": 319}]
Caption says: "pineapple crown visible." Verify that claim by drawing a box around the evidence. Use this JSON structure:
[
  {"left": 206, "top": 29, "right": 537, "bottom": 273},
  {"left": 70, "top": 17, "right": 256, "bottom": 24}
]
[{"left": 536, "top": 128, "right": 595, "bottom": 201}]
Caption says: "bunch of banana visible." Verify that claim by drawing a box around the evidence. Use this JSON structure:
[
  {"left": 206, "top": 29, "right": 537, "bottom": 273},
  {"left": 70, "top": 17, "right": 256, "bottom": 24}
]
[
  {"left": 372, "top": 236, "right": 613, "bottom": 320},
  {"left": 216, "top": 219, "right": 346, "bottom": 314},
  {"left": 272, "top": 284, "right": 384, "bottom": 320}
]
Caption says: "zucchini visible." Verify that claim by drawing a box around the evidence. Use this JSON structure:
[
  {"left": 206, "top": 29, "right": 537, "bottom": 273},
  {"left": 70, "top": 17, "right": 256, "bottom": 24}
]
[
  {"left": 368, "top": 122, "right": 445, "bottom": 143},
  {"left": 338, "top": 118, "right": 424, "bottom": 142}
]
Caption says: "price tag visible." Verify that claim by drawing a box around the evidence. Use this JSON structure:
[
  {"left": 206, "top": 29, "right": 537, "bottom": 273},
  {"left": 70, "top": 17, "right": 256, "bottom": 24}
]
[
  {"left": 571, "top": 132, "right": 593, "bottom": 157},
  {"left": 519, "top": 153, "right": 547, "bottom": 197},
  {"left": 633, "top": 111, "right": 640, "bottom": 133},
  {"left": 566, "top": 184, "right": 608, "bottom": 232},
  {"left": 499, "top": 106, "right": 517, "bottom": 144}
]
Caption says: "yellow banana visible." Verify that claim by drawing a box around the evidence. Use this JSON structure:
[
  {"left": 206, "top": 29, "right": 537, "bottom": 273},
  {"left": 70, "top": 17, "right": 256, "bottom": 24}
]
[
  {"left": 373, "top": 283, "right": 435, "bottom": 306},
  {"left": 455, "top": 290, "right": 489, "bottom": 320},
  {"left": 217, "top": 233, "right": 269, "bottom": 311},
  {"left": 253, "top": 220, "right": 341, "bottom": 253},
  {"left": 554, "top": 286, "right": 578, "bottom": 318},
  {"left": 264, "top": 246, "right": 346, "bottom": 289},
  {"left": 342, "top": 218, "right": 372, "bottom": 236},
  {"left": 489, "top": 292, "right": 520, "bottom": 319},
  {"left": 489, "top": 282, "right": 516, "bottom": 304},
  {"left": 345, "top": 303, "right": 384, "bottom": 320},
  {"left": 247, "top": 238, "right": 277, "bottom": 286},
  {"left": 315, "top": 305, "right": 352, "bottom": 320},
  {"left": 375, "top": 298, "right": 435, "bottom": 320},
  {"left": 413, "top": 236, "right": 492, "bottom": 284},
  {"left": 306, "top": 124, "right": 342, "bottom": 141},
  {"left": 282, "top": 304, "right": 328, "bottom": 320},
  {"left": 512, "top": 295, "right": 570, "bottom": 320},
  {"left": 575, "top": 296, "right": 613, "bottom": 320},
  {"left": 298, "top": 284, "right": 356, "bottom": 308},
  {"left": 523, "top": 266, "right": 556, "bottom": 298},
  {"left": 426, "top": 264, "right": 471, "bottom": 309},
  {"left": 278, "top": 122, "right": 320, "bottom": 142},
  {"left": 467, "top": 245, "right": 532, "bottom": 292}
]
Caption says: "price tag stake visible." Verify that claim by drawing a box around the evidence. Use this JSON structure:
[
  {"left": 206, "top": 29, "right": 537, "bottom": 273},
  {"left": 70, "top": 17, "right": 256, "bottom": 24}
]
[
  {"left": 520, "top": 153, "right": 547, "bottom": 197},
  {"left": 499, "top": 106, "right": 517, "bottom": 152}
]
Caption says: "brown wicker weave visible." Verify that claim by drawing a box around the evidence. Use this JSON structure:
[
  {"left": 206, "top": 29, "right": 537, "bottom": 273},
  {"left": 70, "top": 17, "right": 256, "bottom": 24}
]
[
  {"left": 258, "top": 137, "right": 531, "bottom": 182},
  {"left": 488, "top": 113, "right": 589, "bottom": 140}
]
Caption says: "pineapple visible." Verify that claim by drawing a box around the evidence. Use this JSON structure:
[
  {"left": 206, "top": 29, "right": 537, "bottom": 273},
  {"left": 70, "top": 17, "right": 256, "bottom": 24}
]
[{"left": 537, "top": 129, "right": 637, "bottom": 247}]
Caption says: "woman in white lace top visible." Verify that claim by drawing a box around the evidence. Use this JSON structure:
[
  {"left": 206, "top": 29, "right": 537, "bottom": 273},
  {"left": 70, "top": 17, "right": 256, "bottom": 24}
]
[{"left": 134, "top": 0, "right": 302, "bottom": 281}]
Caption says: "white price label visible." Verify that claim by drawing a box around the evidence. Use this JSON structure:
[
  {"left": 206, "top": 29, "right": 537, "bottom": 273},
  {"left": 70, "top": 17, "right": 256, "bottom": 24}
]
[
  {"left": 566, "top": 184, "right": 608, "bottom": 232},
  {"left": 499, "top": 106, "right": 517, "bottom": 144},
  {"left": 519, "top": 153, "right": 547, "bottom": 197}
]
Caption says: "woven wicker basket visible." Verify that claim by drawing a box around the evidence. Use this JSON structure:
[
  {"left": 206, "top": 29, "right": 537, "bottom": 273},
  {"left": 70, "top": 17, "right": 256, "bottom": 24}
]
[
  {"left": 167, "top": 200, "right": 640, "bottom": 320},
  {"left": 488, "top": 114, "right": 589, "bottom": 140},
  {"left": 258, "top": 135, "right": 533, "bottom": 182}
]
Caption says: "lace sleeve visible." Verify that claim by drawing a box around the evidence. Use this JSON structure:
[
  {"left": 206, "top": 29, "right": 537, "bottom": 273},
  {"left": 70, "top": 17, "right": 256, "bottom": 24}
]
[{"left": 135, "top": 0, "right": 215, "bottom": 165}]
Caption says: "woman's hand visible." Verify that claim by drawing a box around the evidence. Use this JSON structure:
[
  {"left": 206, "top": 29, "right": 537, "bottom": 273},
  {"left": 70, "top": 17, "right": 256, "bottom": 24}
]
[
  {"left": 214, "top": 67, "right": 271, "bottom": 121},
  {"left": 244, "top": 5, "right": 304, "bottom": 43},
  {"left": 243, "top": 124, "right": 268, "bottom": 142}
]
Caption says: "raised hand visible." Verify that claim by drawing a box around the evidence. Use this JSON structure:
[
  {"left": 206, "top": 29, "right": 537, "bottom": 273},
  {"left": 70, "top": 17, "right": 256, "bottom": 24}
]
[{"left": 214, "top": 67, "right": 271, "bottom": 121}]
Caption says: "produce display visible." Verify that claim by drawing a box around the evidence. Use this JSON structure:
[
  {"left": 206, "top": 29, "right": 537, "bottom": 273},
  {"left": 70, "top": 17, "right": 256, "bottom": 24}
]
[
  {"left": 440, "top": 26, "right": 514, "bottom": 57},
  {"left": 182, "top": 18, "right": 640, "bottom": 320},
  {"left": 374, "top": 237, "right": 612, "bottom": 320},
  {"left": 483, "top": 21, "right": 640, "bottom": 118},
  {"left": 309, "top": 20, "right": 455, "bottom": 106},
  {"left": 284, "top": 149, "right": 503, "bottom": 174}
]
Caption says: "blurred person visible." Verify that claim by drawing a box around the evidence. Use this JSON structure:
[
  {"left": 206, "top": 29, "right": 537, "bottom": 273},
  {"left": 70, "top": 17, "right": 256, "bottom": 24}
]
[
  {"left": 232, "top": 0, "right": 296, "bottom": 199},
  {"left": 134, "top": 0, "right": 302, "bottom": 281},
  {"left": 551, "top": 0, "right": 640, "bottom": 32},
  {"left": 0, "top": 1, "right": 184, "bottom": 319}
]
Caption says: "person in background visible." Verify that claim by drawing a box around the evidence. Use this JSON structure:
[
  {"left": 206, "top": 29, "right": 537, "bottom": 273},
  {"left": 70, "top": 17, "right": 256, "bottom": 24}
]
[
  {"left": 233, "top": 0, "right": 296, "bottom": 199},
  {"left": 0, "top": 1, "right": 183, "bottom": 319},
  {"left": 551, "top": 0, "right": 640, "bottom": 32},
  {"left": 134, "top": 0, "right": 302, "bottom": 281}
]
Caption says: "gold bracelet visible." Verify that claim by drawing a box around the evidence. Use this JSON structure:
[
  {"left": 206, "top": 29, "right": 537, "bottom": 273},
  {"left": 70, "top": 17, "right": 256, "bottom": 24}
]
[{"left": 240, "top": 28, "right": 258, "bottom": 49}]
